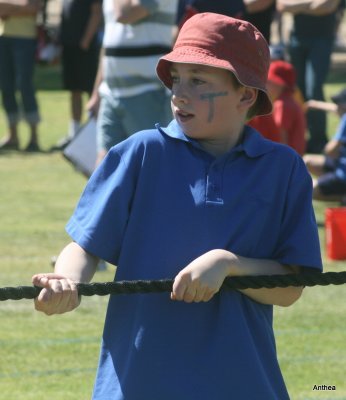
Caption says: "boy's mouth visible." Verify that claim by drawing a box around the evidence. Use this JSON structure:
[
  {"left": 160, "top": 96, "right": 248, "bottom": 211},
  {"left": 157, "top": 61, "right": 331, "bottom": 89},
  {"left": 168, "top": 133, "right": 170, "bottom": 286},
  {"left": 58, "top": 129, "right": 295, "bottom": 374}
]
[{"left": 176, "top": 109, "right": 194, "bottom": 122}]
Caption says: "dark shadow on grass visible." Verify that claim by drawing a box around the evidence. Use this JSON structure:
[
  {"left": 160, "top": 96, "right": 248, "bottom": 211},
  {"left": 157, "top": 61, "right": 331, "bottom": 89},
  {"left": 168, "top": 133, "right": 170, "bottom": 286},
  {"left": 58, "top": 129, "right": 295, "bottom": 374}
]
[
  {"left": 34, "top": 64, "right": 63, "bottom": 91},
  {"left": 327, "top": 67, "right": 346, "bottom": 85}
]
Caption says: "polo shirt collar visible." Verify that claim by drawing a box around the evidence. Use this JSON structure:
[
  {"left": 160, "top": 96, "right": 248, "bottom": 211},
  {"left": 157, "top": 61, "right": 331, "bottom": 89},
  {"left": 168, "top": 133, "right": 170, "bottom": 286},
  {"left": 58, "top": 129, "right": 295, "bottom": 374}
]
[
  {"left": 156, "top": 120, "right": 190, "bottom": 142},
  {"left": 156, "top": 120, "right": 275, "bottom": 158},
  {"left": 238, "top": 125, "right": 276, "bottom": 158}
]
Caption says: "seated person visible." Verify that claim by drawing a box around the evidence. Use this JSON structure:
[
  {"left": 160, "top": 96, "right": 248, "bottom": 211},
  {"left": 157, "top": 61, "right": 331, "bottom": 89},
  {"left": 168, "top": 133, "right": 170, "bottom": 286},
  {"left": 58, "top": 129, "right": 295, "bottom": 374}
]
[{"left": 303, "top": 88, "right": 346, "bottom": 202}]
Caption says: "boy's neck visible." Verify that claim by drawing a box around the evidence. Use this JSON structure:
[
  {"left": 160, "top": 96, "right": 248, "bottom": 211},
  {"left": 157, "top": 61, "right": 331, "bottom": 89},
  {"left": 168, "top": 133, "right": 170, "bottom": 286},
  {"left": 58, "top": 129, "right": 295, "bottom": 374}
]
[{"left": 197, "top": 128, "right": 244, "bottom": 157}]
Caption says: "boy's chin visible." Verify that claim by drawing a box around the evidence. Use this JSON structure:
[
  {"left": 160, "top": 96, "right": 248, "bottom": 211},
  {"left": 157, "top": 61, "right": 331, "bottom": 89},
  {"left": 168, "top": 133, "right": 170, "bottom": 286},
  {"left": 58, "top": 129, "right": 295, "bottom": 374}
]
[{"left": 179, "top": 128, "right": 201, "bottom": 140}]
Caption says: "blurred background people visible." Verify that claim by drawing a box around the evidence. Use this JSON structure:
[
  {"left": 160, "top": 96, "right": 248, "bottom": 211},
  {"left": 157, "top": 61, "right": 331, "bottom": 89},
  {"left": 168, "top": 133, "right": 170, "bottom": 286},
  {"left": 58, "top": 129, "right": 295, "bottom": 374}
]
[
  {"left": 266, "top": 59, "right": 306, "bottom": 155},
  {"left": 303, "top": 88, "right": 346, "bottom": 202},
  {"left": 0, "top": 0, "right": 42, "bottom": 151},
  {"left": 277, "top": 0, "right": 342, "bottom": 154},
  {"left": 176, "top": 0, "right": 245, "bottom": 29},
  {"left": 243, "top": 0, "right": 276, "bottom": 43},
  {"left": 176, "top": 0, "right": 277, "bottom": 43},
  {"left": 249, "top": 60, "right": 306, "bottom": 155},
  {"left": 87, "top": 0, "right": 178, "bottom": 166},
  {"left": 52, "top": 0, "right": 102, "bottom": 150}
]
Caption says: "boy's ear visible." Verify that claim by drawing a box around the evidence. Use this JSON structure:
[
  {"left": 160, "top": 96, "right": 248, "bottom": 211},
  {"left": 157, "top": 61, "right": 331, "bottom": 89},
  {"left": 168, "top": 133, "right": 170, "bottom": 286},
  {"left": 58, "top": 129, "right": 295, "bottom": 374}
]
[
  {"left": 238, "top": 88, "right": 259, "bottom": 119},
  {"left": 240, "top": 87, "right": 258, "bottom": 108}
]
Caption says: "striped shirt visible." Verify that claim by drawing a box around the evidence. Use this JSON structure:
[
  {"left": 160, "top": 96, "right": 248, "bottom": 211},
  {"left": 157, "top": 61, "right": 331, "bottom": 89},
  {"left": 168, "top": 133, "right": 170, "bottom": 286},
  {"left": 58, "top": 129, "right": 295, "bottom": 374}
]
[{"left": 100, "top": 0, "right": 177, "bottom": 98}]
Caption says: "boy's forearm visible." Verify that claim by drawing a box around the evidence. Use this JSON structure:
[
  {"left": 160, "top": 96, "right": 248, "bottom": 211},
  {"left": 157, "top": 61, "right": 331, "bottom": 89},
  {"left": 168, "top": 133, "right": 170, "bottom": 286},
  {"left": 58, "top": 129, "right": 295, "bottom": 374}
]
[
  {"left": 225, "top": 251, "right": 304, "bottom": 307},
  {"left": 54, "top": 242, "right": 98, "bottom": 283},
  {"left": 239, "top": 282, "right": 303, "bottom": 307},
  {"left": 172, "top": 249, "right": 304, "bottom": 306}
]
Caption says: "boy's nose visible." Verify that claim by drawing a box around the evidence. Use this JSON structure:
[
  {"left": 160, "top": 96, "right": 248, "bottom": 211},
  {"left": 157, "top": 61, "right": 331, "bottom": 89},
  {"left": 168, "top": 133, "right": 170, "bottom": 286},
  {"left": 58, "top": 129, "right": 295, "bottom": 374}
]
[{"left": 171, "top": 86, "right": 188, "bottom": 105}]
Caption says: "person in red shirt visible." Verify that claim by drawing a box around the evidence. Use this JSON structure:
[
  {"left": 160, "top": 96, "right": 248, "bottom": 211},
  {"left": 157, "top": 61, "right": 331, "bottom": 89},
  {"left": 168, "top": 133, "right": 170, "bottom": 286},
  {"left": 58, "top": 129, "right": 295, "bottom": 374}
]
[
  {"left": 247, "top": 112, "right": 280, "bottom": 143},
  {"left": 267, "top": 60, "right": 307, "bottom": 155}
]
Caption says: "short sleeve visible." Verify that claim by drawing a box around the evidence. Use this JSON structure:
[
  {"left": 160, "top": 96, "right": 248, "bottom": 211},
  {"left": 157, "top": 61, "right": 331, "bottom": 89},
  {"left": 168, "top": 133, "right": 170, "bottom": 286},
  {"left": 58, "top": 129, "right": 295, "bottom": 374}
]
[
  {"left": 273, "top": 155, "right": 323, "bottom": 271},
  {"left": 332, "top": 114, "right": 346, "bottom": 143},
  {"left": 66, "top": 147, "right": 139, "bottom": 265}
]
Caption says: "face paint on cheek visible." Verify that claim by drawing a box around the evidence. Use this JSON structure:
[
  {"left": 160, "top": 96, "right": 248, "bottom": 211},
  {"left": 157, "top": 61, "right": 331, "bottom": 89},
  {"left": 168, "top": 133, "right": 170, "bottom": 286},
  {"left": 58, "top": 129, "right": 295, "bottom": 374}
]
[{"left": 200, "top": 91, "right": 228, "bottom": 122}]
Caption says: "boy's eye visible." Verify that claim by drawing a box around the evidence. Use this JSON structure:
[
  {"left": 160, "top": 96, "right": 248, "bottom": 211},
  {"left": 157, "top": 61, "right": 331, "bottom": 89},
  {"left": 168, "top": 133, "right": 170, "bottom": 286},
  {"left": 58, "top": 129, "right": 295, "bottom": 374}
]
[
  {"left": 170, "top": 75, "right": 207, "bottom": 86},
  {"left": 192, "top": 78, "right": 205, "bottom": 85}
]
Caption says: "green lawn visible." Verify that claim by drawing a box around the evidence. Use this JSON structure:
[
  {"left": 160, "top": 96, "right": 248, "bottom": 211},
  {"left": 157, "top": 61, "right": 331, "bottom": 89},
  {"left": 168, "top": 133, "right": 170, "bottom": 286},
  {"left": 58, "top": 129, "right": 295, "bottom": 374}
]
[{"left": 0, "top": 64, "right": 346, "bottom": 399}]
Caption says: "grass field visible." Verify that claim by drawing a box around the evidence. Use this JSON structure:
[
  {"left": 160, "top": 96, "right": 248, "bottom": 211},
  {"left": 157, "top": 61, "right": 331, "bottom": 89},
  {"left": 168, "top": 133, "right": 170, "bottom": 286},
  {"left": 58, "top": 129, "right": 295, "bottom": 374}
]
[{"left": 0, "top": 64, "right": 346, "bottom": 400}]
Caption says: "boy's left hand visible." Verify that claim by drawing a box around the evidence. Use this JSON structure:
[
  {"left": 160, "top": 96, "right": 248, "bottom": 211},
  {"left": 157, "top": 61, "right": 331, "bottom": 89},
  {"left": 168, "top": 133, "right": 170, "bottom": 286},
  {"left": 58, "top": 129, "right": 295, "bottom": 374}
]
[{"left": 171, "top": 250, "right": 234, "bottom": 303}]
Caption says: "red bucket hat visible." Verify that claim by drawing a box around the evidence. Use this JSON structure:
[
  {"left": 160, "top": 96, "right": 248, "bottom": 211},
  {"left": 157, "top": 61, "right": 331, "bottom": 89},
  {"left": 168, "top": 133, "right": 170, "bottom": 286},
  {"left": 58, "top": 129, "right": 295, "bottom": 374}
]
[
  {"left": 156, "top": 12, "right": 272, "bottom": 116},
  {"left": 268, "top": 60, "right": 296, "bottom": 90}
]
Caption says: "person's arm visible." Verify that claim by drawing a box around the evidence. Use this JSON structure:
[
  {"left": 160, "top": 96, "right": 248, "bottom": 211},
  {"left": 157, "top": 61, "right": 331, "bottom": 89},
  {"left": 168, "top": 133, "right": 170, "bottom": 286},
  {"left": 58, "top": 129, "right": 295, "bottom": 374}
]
[
  {"left": 32, "top": 242, "right": 99, "bottom": 315},
  {"left": 308, "top": 0, "right": 341, "bottom": 15},
  {"left": 0, "top": 0, "right": 41, "bottom": 16},
  {"left": 113, "top": 0, "right": 150, "bottom": 24},
  {"left": 278, "top": 128, "right": 289, "bottom": 145},
  {"left": 243, "top": 0, "right": 275, "bottom": 13},
  {"left": 277, "top": 0, "right": 340, "bottom": 15},
  {"left": 171, "top": 249, "right": 304, "bottom": 307},
  {"left": 80, "top": 2, "right": 103, "bottom": 50},
  {"left": 324, "top": 139, "right": 342, "bottom": 158},
  {"left": 86, "top": 47, "right": 104, "bottom": 116},
  {"left": 305, "top": 99, "right": 338, "bottom": 113},
  {"left": 304, "top": 100, "right": 340, "bottom": 158},
  {"left": 277, "top": 0, "right": 313, "bottom": 13}
]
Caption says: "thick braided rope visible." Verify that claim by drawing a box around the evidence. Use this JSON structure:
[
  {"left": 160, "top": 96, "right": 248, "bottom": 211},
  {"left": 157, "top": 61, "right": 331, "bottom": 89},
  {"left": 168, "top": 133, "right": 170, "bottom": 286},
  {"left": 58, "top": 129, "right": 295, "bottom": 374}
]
[{"left": 1, "top": 271, "right": 346, "bottom": 301}]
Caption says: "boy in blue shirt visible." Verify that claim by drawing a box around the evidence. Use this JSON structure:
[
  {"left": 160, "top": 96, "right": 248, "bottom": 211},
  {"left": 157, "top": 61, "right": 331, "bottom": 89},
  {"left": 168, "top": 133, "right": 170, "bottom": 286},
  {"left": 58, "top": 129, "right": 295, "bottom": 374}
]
[
  {"left": 304, "top": 88, "right": 346, "bottom": 202},
  {"left": 33, "top": 13, "right": 322, "bottom": 399}
]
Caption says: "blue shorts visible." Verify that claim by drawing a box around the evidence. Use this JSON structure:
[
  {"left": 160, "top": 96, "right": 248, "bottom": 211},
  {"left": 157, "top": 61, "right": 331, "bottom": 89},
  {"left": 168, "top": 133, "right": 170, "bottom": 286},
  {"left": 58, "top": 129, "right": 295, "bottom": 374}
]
[
  {"left": 62, "top": 45, "right": 99, "bottom": 93},
  {"left": 323, "top": 156, "right": 338, "bottom": 172},
  {"left": 318, "top": 173, "right": 346, "bottom": 195},
  {"left": 97, "top": 88, "right": 171, "bottom": 152},
  {"left": 318, "top": 156, "right": 346, "bottom": 195}
]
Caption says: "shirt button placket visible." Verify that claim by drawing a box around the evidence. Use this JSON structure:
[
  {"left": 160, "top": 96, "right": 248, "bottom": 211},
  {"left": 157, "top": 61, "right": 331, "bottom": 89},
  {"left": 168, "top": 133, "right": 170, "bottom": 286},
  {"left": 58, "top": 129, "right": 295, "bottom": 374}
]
[{"left": 206, "top": 162, "right": 224, "bottom": 205}]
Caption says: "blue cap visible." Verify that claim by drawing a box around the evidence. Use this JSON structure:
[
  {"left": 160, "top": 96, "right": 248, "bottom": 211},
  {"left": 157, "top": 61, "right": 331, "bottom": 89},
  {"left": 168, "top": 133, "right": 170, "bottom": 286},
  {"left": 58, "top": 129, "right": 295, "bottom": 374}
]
[{"left": 331, "top": 88, "right": 346, "bottom": 105}]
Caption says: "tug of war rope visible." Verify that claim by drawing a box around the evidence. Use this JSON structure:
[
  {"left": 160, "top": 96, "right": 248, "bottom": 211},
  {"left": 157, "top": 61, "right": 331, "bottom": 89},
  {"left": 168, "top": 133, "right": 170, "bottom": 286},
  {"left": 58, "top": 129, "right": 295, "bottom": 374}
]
[{"left": 1, "top": 270, "right": 346, "bottom": 301}]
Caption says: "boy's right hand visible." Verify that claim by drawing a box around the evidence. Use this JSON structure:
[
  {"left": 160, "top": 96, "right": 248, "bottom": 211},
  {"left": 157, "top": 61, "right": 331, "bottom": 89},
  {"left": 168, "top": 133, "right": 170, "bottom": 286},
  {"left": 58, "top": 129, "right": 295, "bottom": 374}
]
[
  {"left": 32, "top": 273, "right": 80, "bottom": 315},
  {"left": 171, "top": 249, "right": 234, "bottom": 303}
]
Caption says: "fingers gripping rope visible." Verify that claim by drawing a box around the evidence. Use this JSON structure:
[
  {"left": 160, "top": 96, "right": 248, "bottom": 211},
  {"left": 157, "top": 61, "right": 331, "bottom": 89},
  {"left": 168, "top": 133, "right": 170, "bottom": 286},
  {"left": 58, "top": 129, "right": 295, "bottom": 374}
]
[{"left": 1, "top": 271, "right": 346, "bottom": 301}]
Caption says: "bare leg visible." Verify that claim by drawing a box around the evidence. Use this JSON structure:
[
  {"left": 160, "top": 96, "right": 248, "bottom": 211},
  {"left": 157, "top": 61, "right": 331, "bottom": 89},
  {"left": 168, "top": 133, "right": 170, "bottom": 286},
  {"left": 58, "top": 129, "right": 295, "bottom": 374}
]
[
  {"left": 24, "top": 122, "right": 40, "bottom": 151},
  {"left": 312, "top": 179, "right": 344, "bottom": 202},
  {"left": 303, "top": 154, "right": 327, "bottom": 177},
  {"left": 69, "top": 91, "right": 83, "bottom": 137},
  {"left": 71, "top": 90, "right": 83, "bottom": 123},
  {"left": 0, "top": 123, "right": 19, "bottom": 150}
]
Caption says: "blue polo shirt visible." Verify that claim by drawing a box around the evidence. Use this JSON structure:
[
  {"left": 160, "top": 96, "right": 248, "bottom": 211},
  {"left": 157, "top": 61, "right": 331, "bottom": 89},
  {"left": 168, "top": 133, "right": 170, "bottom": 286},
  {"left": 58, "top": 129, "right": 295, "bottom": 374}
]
[{"left": 67, "top": 120, "right": 322, "bottom": 400}]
